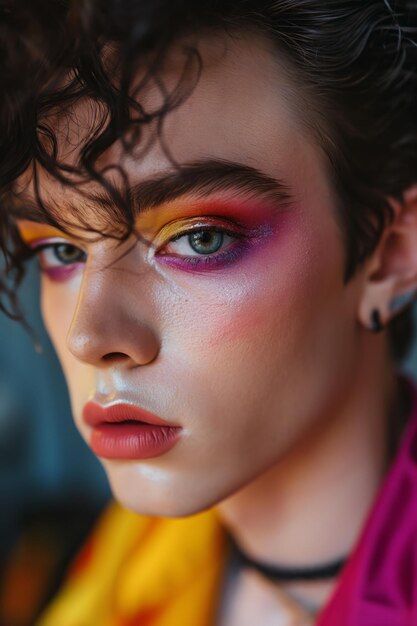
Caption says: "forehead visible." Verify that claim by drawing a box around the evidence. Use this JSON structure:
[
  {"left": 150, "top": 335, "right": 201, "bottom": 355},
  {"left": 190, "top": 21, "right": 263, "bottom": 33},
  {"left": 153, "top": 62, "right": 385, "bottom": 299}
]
[{"left": 14, "top": 29, "right": 331, "bottom": 224}]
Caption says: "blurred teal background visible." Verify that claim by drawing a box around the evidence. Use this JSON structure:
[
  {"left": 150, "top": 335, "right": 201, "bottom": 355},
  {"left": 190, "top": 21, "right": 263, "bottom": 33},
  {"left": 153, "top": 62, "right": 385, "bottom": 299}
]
[{"left": 0, "top": 261, "right": 110, "bottom": 570}]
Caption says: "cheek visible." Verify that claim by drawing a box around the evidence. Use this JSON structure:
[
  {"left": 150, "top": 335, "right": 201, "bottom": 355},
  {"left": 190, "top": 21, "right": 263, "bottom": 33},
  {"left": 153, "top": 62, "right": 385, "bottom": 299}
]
[
  {"left": 163, "top": 212, "right": 342, "bottom": 351},
  {"left": 41, "top": 278, "right": 93, "bottom": 414},
  {"left": 41, "top": 275, "right": 78, "bottom": 355},
  {"left": 159, "top": 209, "right": 358, "bottom": 443}
]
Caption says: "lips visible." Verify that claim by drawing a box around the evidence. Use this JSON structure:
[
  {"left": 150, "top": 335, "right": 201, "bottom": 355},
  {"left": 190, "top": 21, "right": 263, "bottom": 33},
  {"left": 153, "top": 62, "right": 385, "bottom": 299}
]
[
  {"left": 82, "top": 401, "right": 182, "bottom": 460},
  {"left": 83, "top": 402, "right": 179, "bottom": 428}
]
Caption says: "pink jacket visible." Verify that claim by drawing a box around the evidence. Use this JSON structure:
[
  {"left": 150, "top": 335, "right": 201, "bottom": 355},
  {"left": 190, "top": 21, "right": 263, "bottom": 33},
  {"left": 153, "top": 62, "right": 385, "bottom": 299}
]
[{"left": 318, "top": 383, "right": 417, "bottom": 626}]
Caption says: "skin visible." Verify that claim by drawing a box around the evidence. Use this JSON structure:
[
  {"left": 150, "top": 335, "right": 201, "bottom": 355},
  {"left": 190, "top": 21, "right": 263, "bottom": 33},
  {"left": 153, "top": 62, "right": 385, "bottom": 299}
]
[{"left": 14, "top": 30, "right": 417, "bottom": 617}]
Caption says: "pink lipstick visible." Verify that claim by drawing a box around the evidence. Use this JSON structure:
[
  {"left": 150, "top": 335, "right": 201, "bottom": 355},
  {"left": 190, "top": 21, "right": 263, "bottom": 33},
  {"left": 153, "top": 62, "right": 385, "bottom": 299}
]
[{"left": 83, "top": 402, "right": 181, "bottom": 460}]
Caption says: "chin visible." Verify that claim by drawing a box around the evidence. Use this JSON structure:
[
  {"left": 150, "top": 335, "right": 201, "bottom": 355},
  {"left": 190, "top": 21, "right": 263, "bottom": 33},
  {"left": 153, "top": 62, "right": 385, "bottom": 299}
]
[{"left": 102, "top": 459, "right": 226, "bottom": 519}]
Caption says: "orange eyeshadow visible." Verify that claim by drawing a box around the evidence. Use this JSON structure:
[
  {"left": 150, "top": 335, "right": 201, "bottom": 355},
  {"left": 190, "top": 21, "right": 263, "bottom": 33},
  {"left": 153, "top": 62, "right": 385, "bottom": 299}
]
[{"left": 15, "top": 220, "right": 66, "bottom": 245}]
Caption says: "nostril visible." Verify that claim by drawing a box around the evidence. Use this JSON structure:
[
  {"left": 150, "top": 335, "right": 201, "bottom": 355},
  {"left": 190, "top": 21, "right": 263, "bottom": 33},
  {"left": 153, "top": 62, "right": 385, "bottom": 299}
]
[{"left": 102, "top": 352, "right": 130, "bottom": 362}]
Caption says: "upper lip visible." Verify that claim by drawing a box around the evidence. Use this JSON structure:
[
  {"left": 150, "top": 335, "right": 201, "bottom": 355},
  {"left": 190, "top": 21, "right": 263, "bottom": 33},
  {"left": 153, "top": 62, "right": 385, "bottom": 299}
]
[{"left": 82, "top": 401, "right": 180, "bottom": 428}]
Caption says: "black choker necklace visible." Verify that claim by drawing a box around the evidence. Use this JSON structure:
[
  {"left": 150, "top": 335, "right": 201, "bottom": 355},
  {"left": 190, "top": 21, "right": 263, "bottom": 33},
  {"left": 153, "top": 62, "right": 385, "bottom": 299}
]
[{"left": 230, "top": 538, "right": 348, "bottom": 582}]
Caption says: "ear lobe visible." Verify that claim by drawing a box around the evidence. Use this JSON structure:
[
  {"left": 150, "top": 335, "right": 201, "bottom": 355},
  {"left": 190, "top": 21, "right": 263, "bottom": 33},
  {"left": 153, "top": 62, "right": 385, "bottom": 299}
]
[
  {"left": 357, "top": 275, "right": 398, "bottom": 331},
  {"left": 357, "top": 185, "right": 417, "bottom": 331}
]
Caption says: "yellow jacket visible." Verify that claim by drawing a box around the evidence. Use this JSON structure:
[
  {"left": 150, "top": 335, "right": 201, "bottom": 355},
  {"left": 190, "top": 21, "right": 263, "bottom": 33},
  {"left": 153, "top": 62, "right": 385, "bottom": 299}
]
[{"left": 37, "top": 503, "right": 227, "bottom": 626}]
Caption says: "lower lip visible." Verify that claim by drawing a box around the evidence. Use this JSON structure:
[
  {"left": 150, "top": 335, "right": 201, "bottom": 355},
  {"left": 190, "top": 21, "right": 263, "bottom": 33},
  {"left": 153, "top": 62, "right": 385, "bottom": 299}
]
[{"left": 89, "top": 423, "right": 181, "bottom": 460}]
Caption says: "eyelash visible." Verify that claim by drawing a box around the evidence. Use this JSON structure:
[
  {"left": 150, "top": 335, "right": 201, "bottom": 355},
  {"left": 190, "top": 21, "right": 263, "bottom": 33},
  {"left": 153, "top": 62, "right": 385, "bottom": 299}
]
[
  {"left": 155, "top": 225, "right": 248, "bottom": 271},
  {"left": 26, "top": 224, "right": 251, "bottom": 278},
  {"left": 27, "top": 240, "right": 87, "bottom": 281}
]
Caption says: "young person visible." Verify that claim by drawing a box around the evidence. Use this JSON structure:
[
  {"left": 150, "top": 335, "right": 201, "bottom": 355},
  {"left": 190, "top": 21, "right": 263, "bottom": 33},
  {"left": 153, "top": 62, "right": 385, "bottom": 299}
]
[{"left": 1, "top": 1, "right": 417, "bottom": 624}]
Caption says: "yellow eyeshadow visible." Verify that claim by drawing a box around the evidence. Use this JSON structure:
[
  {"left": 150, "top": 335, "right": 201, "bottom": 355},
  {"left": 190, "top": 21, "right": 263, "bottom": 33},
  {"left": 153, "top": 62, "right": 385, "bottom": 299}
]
[
  {"left": 156, "top": 218, "right": 205, "bottom": 239},
  {"left": 16, "top": 220, "right": 66, "bottom": 245},
  {"left": 135, "top": 200, "right": 215, "bottom": 235},
  {"left": 16, "top": 199, "right": 225, "bottom": 246}
]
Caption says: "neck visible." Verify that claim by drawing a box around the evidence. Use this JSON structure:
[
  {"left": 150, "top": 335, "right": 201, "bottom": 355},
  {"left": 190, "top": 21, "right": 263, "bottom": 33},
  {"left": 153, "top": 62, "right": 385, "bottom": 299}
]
[{"left": 215, "top": 336, "right": 402, "bottom": 609}]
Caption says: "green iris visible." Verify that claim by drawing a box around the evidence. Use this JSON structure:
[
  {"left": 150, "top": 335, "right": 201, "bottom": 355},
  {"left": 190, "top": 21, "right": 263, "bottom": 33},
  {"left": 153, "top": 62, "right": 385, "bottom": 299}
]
[
  {"left": 188, "top": 231, "right": 224, "bottom": 255},
  {"left": 54, "top": 244, "right": 85, "bottom": 264}
]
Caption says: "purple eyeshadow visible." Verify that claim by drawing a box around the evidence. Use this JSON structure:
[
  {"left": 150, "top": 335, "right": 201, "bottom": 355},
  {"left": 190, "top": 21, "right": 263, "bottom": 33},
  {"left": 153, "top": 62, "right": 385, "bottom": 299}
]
[
  {"left": 157, "top": 239, "right": 254, "bottom": 273},
  {"left": 42, "top": 264, "right": 84, "bottom": 281}
]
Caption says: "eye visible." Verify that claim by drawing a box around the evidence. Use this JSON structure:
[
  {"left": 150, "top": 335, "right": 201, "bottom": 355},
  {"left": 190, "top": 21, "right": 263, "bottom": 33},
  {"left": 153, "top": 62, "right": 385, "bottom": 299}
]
[
  {"left": 34, "top": 242, "right": 86, "bottom": 270},
  {"left": 160, "top": 228, "right": 236, "bottom": 258},
  {"left": 29, "top": 238, "right": 87, "bottom": 281},
  {"left": 152, "top": 218, "right": 254, "bottom": 272}
]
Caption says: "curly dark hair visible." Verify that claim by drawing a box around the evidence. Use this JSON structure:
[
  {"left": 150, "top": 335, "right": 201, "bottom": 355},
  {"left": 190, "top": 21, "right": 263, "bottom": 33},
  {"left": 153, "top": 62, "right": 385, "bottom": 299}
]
[{"left": 0, "top": 0, "right": 416, "bottom": 359}]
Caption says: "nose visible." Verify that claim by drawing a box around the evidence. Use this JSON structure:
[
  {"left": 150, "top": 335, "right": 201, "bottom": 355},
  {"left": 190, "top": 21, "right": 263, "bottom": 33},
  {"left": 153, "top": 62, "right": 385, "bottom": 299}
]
[{"left": 66, "top": 264, "right": 160, "bottom": 368}]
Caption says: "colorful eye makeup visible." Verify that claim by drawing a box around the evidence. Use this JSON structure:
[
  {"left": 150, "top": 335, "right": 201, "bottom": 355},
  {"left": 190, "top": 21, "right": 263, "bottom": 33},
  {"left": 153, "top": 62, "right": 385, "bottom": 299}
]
[
  {"left": 15, "top": 196, "right": 281, "bottom": 280},
  {"left": 152, "top": 216, "right": 272, "bottom": 272},
  {"left": 14, "top": 222, "right": 87, "bottom": 281},
  {"left": 26, "top": 238, "right": 86, "bottom": 281}
]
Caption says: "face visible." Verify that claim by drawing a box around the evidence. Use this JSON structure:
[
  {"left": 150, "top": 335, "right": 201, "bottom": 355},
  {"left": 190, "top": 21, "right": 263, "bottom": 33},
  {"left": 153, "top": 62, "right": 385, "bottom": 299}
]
[{"left": 16, "top": 31, "right": 367, "bottom": 516}]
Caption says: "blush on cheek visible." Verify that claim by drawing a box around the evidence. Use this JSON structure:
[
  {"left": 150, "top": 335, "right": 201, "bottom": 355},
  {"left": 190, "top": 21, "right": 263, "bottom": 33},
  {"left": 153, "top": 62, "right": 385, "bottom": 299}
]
[{"left": 177, "top": 218, "right": 319, "bottom": 352}]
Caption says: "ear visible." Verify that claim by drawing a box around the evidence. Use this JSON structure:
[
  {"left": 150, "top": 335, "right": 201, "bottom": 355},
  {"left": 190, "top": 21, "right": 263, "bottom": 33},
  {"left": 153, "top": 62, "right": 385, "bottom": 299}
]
[{"left": 358, "top": 185, "right": 417, "bottom": 332}]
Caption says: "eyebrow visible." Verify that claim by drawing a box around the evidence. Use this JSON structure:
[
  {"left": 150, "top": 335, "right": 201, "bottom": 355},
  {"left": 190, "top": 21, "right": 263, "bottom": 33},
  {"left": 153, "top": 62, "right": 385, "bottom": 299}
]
[
  {"left": 11, "top": 158, "right": 293, "bottom": 222},
  {"left": 126, "top": 158, "right": 292, "bottom": 213}
]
